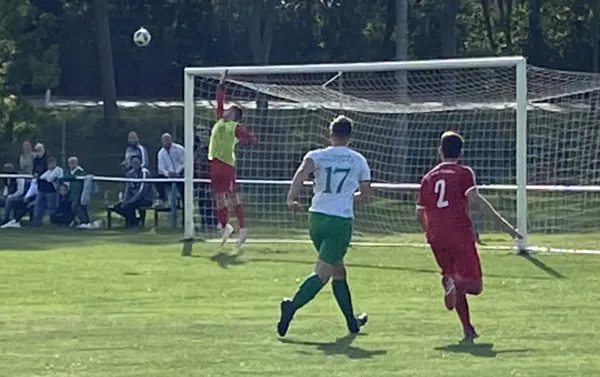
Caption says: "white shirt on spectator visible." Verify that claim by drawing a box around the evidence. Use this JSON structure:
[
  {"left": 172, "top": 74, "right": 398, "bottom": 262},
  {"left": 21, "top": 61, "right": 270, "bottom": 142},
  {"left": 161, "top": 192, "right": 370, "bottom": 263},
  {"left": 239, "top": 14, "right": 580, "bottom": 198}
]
[
  {"left": 40, "top": 166, "right": 64, "bottom": 189},
  {"left": 25, "top": 179, "right": 37, "bottom": 200},
  {"left": 157, "top": 143, "right": 185, "bottom": 177}
]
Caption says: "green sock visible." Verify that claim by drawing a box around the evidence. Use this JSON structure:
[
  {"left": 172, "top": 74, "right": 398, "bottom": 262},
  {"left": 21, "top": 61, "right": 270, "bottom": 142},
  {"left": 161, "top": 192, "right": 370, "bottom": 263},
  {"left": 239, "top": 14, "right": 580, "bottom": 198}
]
[
  {"left": 291, "top": 274, "right": 325, "bottom": 310},
  {"left": 332, "top": 279, "right": 355, "bottom": 324}
]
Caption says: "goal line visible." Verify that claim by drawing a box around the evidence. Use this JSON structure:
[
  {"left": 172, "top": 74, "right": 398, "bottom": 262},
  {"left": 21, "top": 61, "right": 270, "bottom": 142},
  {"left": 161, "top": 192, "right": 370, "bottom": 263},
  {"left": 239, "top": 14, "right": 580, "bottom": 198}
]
[{"left": 205, "top": 238, "right": 600, "bottom": 255}]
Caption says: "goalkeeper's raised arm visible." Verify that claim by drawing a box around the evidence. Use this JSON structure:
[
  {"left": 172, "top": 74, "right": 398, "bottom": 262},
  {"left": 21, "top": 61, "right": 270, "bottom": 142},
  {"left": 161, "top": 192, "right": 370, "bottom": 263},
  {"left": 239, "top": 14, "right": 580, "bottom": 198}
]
[
  {"left": 215, "top": 70, "right": 257, "bottom": 144},
  {"left": 209, "top": 71, "right": 256, "bottom": 250}
]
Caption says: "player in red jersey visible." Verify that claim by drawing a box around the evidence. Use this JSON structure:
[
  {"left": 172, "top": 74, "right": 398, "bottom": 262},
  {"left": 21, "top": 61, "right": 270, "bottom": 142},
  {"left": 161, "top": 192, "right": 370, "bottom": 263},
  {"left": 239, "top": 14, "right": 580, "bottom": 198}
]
[
  {"left": 416, "top": 131, "right": 522, "bottom": 342},
  {"left": 209, "top": 71, "right": 257, "bottom": 248}
]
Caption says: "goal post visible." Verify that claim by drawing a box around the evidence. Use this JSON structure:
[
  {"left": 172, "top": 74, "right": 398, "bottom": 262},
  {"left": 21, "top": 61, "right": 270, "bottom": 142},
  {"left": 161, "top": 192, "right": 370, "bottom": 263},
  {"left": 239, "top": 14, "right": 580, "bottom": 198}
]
[
  {"left": 183, "top": 57, "right": 529, "bottom": 248},
  {"left": 183, "top": 70, "right": 196, "bottom": 241}
]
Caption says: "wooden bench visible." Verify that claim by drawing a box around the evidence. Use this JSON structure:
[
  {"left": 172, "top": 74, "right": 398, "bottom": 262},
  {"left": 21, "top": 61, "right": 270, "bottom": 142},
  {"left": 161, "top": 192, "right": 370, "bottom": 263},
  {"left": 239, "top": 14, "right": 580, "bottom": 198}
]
[
  {"left": 106, "top": 205, "right": 151, "bottom": 229},
  {"left": 106, "top": 205, "right": 183, "bottom": 229}
]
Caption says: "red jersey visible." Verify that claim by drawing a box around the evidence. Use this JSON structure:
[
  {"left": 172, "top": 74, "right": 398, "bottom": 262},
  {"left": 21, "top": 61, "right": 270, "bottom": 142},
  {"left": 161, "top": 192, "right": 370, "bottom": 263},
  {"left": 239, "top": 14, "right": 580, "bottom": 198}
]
[{"left": 417, "top": 162, "right": 477, "bottom": 236}]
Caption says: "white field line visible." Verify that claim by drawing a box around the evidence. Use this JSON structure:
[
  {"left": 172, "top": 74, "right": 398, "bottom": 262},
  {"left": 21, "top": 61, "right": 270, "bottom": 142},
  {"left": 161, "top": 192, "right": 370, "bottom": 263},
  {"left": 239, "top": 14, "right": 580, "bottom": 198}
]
[{"left": 204, "top": 238, "right": 600, "bottom": 255}]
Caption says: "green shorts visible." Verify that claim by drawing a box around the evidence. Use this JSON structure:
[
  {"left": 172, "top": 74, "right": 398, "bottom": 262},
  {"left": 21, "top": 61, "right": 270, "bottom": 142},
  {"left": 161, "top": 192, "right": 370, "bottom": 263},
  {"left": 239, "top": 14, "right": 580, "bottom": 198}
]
[{"left": 308, "top": 212, "right": 353, "bottom": 265}]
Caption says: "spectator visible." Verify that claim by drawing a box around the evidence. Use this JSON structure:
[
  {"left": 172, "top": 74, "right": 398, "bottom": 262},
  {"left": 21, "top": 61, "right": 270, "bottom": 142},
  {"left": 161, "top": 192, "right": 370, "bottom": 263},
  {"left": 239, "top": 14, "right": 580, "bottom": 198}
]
[
  {"left": 1, "top": 163, "right": 24, "bottom": 218},
  {"left": 112, "top": 155, "right": 153, "bottom": 227},
  {"left": 62, "top": 156, "right": 92, "bottom": 228},
  {"left": 1, "top": 163, "right": 18, "bottom": 205},
  {"left": 122, "top": 131, "right": 149, "bottom": 170},
  {"left": 1, "top": 178, "right": 36, "bottom": 229},
  {"left": 194, "top": 137, "right": 216, "bottom": 230},
  {"left": 155, "top": 133, "right": 185, "bottom": 208},
  {"left": 33, "top": 156, "right": 63, "bottom": 226},
  {"left": 32, "top": 143, "right": 48, "bottom": 178},
  {"left": 20, "top": 141, "right": 34, "bottom": 174},
  {"left": 50, "top": 184, "right": 74, "bottom": 226}
]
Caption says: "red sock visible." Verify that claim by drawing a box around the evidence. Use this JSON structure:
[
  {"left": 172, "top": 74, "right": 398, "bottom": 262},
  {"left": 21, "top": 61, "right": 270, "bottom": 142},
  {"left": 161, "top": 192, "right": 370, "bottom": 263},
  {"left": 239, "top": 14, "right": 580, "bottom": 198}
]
[
  {"left": 234, "top": 204, "right": 245, "bottom": 228},
  {"left": 217, "top": 207, "right": 229, "bottom": 227},
  {"left": 455, "top": 294, "right": 474, "bottom": 334}
]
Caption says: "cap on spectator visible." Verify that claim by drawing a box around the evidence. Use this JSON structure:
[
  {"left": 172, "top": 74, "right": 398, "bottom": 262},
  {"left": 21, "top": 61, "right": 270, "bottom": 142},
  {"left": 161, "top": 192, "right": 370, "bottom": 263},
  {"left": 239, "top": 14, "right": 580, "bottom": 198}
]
[{"left": 34, "top": 143, "right": 44, "bottom": 151}]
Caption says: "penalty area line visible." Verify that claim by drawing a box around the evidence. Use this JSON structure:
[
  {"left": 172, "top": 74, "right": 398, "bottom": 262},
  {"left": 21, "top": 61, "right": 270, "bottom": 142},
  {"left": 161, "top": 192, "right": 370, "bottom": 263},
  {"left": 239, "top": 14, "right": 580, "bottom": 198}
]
[{"left": 204, "top": 238, "right": 600, "bottom": 255}]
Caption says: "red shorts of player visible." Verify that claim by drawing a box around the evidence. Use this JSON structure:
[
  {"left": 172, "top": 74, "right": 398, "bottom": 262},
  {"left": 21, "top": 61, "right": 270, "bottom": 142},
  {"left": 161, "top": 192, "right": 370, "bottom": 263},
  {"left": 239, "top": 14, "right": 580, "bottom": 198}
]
[
  {"left": 427, "top": 232, "right": 482, "bottom": 281},
  {"left": 209, "top": 159, "right": 236, "bottom": 194}
]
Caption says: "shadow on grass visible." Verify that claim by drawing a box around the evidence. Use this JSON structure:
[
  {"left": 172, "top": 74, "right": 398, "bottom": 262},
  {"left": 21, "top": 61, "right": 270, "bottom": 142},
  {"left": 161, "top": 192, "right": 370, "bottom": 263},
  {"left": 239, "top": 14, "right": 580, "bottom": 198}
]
[
  {"left": 279, "top": 333, "right": 386, "bottom": 359},
  {"left": 0, "top": 227, "right": 183, "bottom": 251},
  {"left": 190, "top": 252, "right": 555, "bottom": 281},
  {"left": 519, "top": 252, "right": 566, "bottom": 279},
  {"left": 206, "top": 252, "right": 246, "bottom": 269},
  {"left": 434, "top": 342, "right": 533, "bottom": 358}
]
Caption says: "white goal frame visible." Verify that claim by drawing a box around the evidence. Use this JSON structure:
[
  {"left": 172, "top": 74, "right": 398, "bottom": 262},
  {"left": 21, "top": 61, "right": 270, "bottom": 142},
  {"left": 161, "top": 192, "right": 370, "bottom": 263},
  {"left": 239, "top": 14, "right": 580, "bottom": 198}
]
[{"left": 183, "top": 57, "right": 528, "bottom": 250}]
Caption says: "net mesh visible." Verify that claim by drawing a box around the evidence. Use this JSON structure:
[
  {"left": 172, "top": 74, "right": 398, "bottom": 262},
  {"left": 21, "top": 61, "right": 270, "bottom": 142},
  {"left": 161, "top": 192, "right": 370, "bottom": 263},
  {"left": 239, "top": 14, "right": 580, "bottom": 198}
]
[{"left": 190, "top": 64, "right": 600, "bottom": 246}]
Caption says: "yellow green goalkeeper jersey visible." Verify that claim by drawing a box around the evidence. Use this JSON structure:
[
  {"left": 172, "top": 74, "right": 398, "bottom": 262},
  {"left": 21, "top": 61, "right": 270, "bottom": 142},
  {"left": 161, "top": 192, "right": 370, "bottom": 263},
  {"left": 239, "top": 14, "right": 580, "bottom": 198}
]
[{"left": 208, "top": 119, "right": 239, "bottom": 166}]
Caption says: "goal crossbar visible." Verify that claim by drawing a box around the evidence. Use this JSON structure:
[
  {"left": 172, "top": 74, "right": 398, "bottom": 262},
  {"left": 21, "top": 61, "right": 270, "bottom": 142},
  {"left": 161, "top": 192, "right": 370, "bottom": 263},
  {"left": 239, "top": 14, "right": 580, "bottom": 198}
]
[{"left": 184, "top": 56, "right": 526, "bottom": 77}]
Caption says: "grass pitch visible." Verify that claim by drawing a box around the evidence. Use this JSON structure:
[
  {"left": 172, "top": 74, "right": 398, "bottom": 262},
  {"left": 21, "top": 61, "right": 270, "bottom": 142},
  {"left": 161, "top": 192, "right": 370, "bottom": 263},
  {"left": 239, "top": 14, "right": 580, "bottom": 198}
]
[{"left": 1, "top": 230, "right": 599, "bottom": 377}]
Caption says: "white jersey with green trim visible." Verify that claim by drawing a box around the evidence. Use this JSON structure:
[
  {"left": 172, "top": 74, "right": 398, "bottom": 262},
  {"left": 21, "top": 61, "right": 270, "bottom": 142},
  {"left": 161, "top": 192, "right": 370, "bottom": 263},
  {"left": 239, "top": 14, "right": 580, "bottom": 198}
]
[{"left": 304, "top": 146, "right": 371, "bottom": 219}]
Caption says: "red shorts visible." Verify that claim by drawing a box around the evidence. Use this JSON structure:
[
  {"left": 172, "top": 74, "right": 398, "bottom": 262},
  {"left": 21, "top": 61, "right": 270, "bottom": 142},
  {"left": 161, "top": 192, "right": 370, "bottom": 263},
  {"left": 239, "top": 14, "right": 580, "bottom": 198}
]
[
  {"left": 209, "top": 160, "right": 236, "bottom": 194},
  {"left": 427, "top": 232, "right": 482, "bottom": 281}
]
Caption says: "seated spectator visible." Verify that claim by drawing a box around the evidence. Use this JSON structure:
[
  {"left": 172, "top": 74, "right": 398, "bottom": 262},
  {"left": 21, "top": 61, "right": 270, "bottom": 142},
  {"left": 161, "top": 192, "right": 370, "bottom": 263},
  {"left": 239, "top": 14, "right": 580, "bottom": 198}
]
[
  {"left": 20, "top": 141, "right": 34, "bottom": 175},
  {"left": 1, "top": 163, "right": 20, "bottom": 208},
  {"left": 155, "top": 133, "right": 185, "bottom": 208},
  {"left": 1, "top": 179, "right": 36, "bottom": 229},
  {"left": 1, "top": 164, "right": 27, "bottom": 224},
  {"left": 33, "top": 156, "right": 63, "bottom": 226},
  {"left": 62, "top": 156, "right": 92, "bottom": 228},
  {"left": 111, "top": 155, "right": 153, "bottom": 227},
  {"left": 121, "top": 131, "right": 149, "bottom": 171},
  {"left": 51, "top": 184, "right": 74, "bottom": 226}
]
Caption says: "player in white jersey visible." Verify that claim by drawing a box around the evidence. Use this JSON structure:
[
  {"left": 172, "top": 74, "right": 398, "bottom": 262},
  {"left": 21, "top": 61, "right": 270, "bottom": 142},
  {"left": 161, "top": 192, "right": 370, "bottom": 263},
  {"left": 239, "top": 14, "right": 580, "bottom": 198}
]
[{"left": 277, "top": 115, "right": 372, "bottom": 337}]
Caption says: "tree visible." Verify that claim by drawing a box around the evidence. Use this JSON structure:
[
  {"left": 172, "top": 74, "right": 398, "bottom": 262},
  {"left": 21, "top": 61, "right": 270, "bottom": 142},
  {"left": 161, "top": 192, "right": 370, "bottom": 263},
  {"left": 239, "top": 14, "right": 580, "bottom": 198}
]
[
  {"left": 395, "top": 0, "right": 408, "bottom": 101},
  {"left": 440, "top": 0, "right": 460, "bottom": 58},
  {"left": 0, "top": 0, "right": 60, "bottom": 145},
  {"left": 92, "top": 0, "right": 118, "bottom": 127},
  {"left": 496, "top": 0, "right": 513, "bottom": 52},
  {"left": 526, "top": 0, "right": 542, "bottom": 64},
  {"left": 591, "top": 0, "right": 600, "bottom": 72},
  {"left": 249, "top": 0, "right": 276, "bottom": 65},
  {"left": 480, "top": 0, "right": 497, "bottom": 52}
]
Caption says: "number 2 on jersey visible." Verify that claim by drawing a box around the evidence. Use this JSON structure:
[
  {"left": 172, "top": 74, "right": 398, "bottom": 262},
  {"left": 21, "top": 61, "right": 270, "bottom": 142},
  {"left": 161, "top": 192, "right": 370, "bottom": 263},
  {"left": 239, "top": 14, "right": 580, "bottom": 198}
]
[
  {"left": 324, "top": 167, "right": 351, "bottom": 194},
  {"left": 434, "top": 179, "right": 449, "bottom": 208}
]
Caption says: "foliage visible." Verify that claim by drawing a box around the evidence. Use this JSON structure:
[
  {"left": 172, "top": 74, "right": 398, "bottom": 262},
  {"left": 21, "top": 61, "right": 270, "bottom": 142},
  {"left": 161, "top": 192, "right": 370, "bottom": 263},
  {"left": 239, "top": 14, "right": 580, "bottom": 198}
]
[
  {"left": 0, "top": 0, "right": 599, "bottom": 173},
  {"left": 0, "top": 0, "right": 598, "bottom": 100}
]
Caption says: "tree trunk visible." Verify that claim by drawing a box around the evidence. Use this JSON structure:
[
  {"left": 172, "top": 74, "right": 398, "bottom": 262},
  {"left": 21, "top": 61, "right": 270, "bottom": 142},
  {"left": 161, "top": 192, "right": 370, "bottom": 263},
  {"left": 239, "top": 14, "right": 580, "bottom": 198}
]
[
  {"left": 480, "top": 0, "right": 497, "bottom": 51},
  {"left": 440, "top": 0, "right": 459, "bottom": 58},
  {"left": 393, "top": 0, "right": 410, "bottom": 183},
  {"left": 93, "top": 0, "right": 118, "bottom": 128},
  {"left": 249, "top": 0, "right": 275, "bottom": 65},
  {"left": 505, "top": 0, "right": 514, "bottom": 51},
  {"left": 380, "top": 0, "right": 396, "bottom": 59},
  {"left": 592, "top": 1, "right": 600, "bottom": 72},
  {"left": 497, "top": 0, "right": 513, "bottom": 52},
  {"left": 440, "top": 0, "right": 459, "bottom": 103},
  {"left": 248, "top": 0, "right": 276, "bottom": 129},
  {"left": 395, "top": 0, "right": 408, "bottom": 101},
  {"left": 526, "top": 0, "right": 543, "bottom": 65}
]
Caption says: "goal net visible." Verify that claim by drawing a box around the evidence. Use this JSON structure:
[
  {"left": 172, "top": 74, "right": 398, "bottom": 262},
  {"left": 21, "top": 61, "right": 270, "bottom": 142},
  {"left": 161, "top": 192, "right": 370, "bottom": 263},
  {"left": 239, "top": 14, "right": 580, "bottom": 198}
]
[{"left": 183, "top": 58, "right": 600, "bottom": 252}]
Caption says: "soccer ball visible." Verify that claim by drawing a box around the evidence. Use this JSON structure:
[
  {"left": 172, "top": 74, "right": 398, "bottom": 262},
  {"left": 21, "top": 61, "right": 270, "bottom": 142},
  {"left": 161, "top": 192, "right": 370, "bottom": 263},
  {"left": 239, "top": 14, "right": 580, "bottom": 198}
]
[{"left": 133, "top": 27, "right": 151, "bottom": 47}]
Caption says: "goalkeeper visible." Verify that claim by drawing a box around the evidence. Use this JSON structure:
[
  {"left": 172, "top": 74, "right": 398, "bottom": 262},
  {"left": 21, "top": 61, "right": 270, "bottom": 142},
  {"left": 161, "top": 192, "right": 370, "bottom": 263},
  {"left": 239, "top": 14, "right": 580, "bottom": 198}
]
[{"left": 209, "top": 71, "right": 257, "bottom": 247}]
